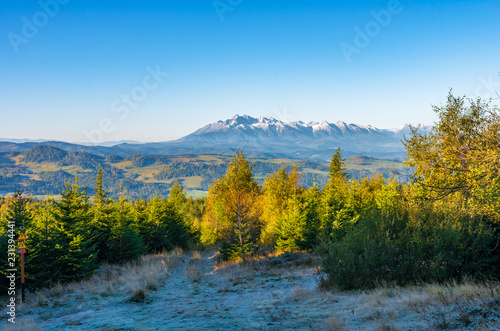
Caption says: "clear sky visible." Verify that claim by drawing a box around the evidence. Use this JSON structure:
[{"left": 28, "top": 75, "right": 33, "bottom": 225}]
[{"left": 1, "top": 0, "right": 499, "bottom": 143}]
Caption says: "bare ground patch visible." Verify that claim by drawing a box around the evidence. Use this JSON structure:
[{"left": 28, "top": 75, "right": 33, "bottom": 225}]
[{"left": 2, "top": 249, "right": 499, "bottom": 330}]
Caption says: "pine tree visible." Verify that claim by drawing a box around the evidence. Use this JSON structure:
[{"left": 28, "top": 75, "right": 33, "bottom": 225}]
[
  {"left": 320, "top": 149, "right": 351, "bottom": 241},
  {"left": 0, "top": 190, "right": 32, "bottom": 288},
  {"left": 163, "top": 199, "right": 191, "bottom": 249},
  {"left": 107, "top": 197, "right": 145, "bottom": 263},
  {"left": 90, "top": 169, "right": 114, "bottom": 262},
  {"left": 261, "top": 166, "right": 302, "bottom": 246},
  {"left": 329, "top": 148, "right": 348, "bottom": 181},
  {"left": 51, "top": 180, "right": 98, "bottom": 282},
  {"left": 169, "top": 180, "right": 187, "bottom": 211},
  {"left": 275, "top": 191, "right": 307, "bottom": 252},
  {"left": 25, "top": 199, "right": 63, "bottom": 288},
  {"left": 297, "top": 184, "right": 322, "bottom": 249},
  {"left": 205, "top": 150, "right": 261, "bottom": 261},
  {"left": 144, "top": 196, "right": 172, "bottom": 252}
]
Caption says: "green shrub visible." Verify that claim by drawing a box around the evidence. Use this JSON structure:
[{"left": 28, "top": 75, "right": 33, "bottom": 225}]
[{"left": 319, "top": 211, "right": 499, "bottom": 290}]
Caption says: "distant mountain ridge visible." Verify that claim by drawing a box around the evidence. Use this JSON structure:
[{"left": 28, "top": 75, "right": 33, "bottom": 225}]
[
  {"left": 179, "top": 115, "right": 422, "bottom": 142},
  {"left": 173, "top": 115, "right": 431, "bottom": 160},
  {"left": 0, "top": 115, "right": 432, "bottom": 161},
  {"left": 0, "top": 115, "right": 421, "bottom": 197},
  {"left": 0, "top": 138, "right": 143, "bottom": 147}
]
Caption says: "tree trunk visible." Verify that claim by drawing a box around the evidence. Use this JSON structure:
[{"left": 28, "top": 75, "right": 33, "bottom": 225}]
[{"left": 238, "top": 210, "right": 245, "bottom": 262}]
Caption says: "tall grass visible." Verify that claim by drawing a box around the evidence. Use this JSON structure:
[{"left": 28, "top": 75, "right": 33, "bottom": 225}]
[{"left": 28, "top": 248, "right": 184, "bottom": 306}]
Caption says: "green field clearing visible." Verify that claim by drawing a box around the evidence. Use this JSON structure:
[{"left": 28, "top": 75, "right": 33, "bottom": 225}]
[{"left": 179, "top": 176, "right": 203, "bottom": 188}]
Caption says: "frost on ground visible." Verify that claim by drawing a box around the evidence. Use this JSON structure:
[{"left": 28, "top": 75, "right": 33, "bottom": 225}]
[{"left": 2, "top": 249, "right": 499, "bottom": 330}]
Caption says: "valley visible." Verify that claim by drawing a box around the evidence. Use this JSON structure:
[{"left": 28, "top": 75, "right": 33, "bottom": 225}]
[{"left": 0, "top": 144, "right": 403, "bottom": 199}]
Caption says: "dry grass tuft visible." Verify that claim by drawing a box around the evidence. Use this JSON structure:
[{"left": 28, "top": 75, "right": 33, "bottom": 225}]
[
  {"left": 292, "top": 286, "right": 312, "bottom": 301},
  {"left": 322, "top": 315, "right": 345, "bottom": 330},
  {"left": 214, "top": 250, "right": 318, "bottom": 279},
  {"left": 185, "top": 260, "right": 204, "bottom": 283},
  {"left": 25, "top": 249, "right": 184, "bottom": 308},
  {"left": 401, "top": 279, "right": 500, "bottom": 329},
  {"left": 3, "top": 318, "right": 42, "bottom": 331},
  {"left": 364, "top": 285, "right": 401, "bottom": 309},
  {"left": 372, "top": 321, "right": 403, "bottom": 331},
  {"left": 425, "top": 279, "right": 500, "bottom": 304},
  {"left": 129, "top": 287, "right": 148, "bottom": 303},
  {"left": 404, "top": 279, "right": 500, "bottom": 310},
  {"left": 314, "top": 279, "right": 500, "bottom": 330}
]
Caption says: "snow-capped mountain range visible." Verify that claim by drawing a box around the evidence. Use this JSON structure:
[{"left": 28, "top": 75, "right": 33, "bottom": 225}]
[
  {"left": 0, "top": 115, "right": 431, "bottom": 162},
  {"left": 179, "top": 115, "right": 423, "bottom": 142},
  {"left": 169, "top": 114, "right": 431, "bottom": 161}
]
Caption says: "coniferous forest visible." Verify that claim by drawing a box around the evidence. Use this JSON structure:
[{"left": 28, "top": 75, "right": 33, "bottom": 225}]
[{"left": 1, "top": 93, "right": 499, "bottom": 293}]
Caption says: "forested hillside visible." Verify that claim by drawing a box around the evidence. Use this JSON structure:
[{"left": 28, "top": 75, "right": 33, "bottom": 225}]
[
  {"left": 0, "top": 93, "right": 498, "bottom": 298},
  {"left": 0, "top": 147, "right": 402, "bottom": 199}
]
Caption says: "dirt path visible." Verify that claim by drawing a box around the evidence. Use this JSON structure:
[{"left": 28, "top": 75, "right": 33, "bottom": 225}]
[{"left": 3, "top": 250, "right": 499, "bottom": 330}]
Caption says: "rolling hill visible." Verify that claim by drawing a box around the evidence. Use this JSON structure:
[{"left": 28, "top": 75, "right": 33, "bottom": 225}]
[
  {"left": 0, "top": 115, "right": 419, "bottom": 198},
  {"left": 0, "top": 145, "right": 403, "bottom": 199}
]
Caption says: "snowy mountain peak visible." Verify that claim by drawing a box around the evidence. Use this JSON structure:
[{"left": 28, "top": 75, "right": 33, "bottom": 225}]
[
  {"left": 229, "top": 114, "right": 256, "bottom": 126},
  {"left": 258, "top": 115, "right": 280, "bottom": 124},
  {"left": 181, "top": 114, "right": 430, "bottom": 146},
  {"left": 172, "top": 115, "right": 434, "bottom": 161}
]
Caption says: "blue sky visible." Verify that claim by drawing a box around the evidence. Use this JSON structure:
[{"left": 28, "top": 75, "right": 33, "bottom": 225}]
[{"left": 1, "top": 0, "right": 499, "bottom": 143}]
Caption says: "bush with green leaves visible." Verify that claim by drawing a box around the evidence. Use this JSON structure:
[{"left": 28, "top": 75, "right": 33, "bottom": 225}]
[{"left": 319, "top": 203, "right": 499, "bottom": 290}]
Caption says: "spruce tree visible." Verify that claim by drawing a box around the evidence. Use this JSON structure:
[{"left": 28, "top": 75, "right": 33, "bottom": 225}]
[
  {"left": 169, "top": 180, "right": 187, "bottom": 212},
  {"left": 107, "top": 197, "right": 145, "bottom": 263},
  {"left": 261, "top": 166, "right": 302, "bottom": 246},
  {"left": 25, "top": 199, "right": 64, "bottom": 288},
  {"left": 205, "top": 150, "right": 261, "bottom": 261},
  {"left": 321, "top": 149, "right": 351, "bottom": 241},
  {"left": 51, "top": 180, "right": 98, "bottom": 282},
  {"left": 162, "top": 199, "right": 190, "bottom": 249},
  {"left": 90, "top": 169, "right": 114, "bottom": 262},
  {"left": 5, "top": 190, "right": 32, "bottom": 230},
  {"left": 0, "top": 191, "right": 31, "bottom": 288},
  {"left": 144, "top": 197, "right": 172, "bottom": 252},
  {"left": 297, "top": 184, "right": 322, "bottom": 249},
  {"left": 275, "top": 192, "right": 307, "bottom": 252},
  {"left": 329, "top": 148, "right": 348, "bottom": 181}
]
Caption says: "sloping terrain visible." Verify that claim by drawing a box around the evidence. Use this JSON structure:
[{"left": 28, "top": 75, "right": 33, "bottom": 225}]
[
  {"left": 4, "top": 250, "right": 499, "bottom": 330},
  {"left": 0, "top": 145, "right": 404, "bottom": 199}
]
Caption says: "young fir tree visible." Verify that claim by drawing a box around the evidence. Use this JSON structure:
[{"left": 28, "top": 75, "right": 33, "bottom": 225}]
[
  {"left": 320, "top": 148, "right": 351, "bottom": 241},
  {"left": 25, "top": 198, "right": 64, "bottom": 288},
  {"left": 51, "top": 180, "right": 98, "bottom": 282},
  {"left": 163, "top": 199, "right": 191, "bottom": 249},
  {"left": 143, "top": 196, "right": 172, "bottom": 252},
  {"left": 275, "top": 191, "right": 307, "bottom": 252},
  {"left": 89, "top": 169, "right": 114, "bottom": 262},
  {"left": 329, "top": 148, "right": 348, "bottom": 182},
  {"left": 5, "top": 190, "right": 32, "bottom": 230},
  {"left": 183, "top": 197, "right": 205, "bottom": 244},
  {"left": 261, "top": 166, "right": 301, "bottom": 246},
  {"left": 168, "top": 180, "right": 199, "bottom": 243},
  {"left": 205, "top": 150, "right": 261, "bottom": 261},
  {"left": 133, "top": 198, "right": 148, "bottom": 241},
  {"left": 169, "top": 180, "right": 187, "bottom": 212},
  {"left": 141, "top": 196, "right": 190, "bottom": 253},
  {"left": 0, "top": 190, "right": 32, "bottom": 288},
  {"left": 107, "top": 197, "right": 145, "bottom": 263},
  {"left": 297, "top": 184, "right": 322, "bottom": 250}
]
